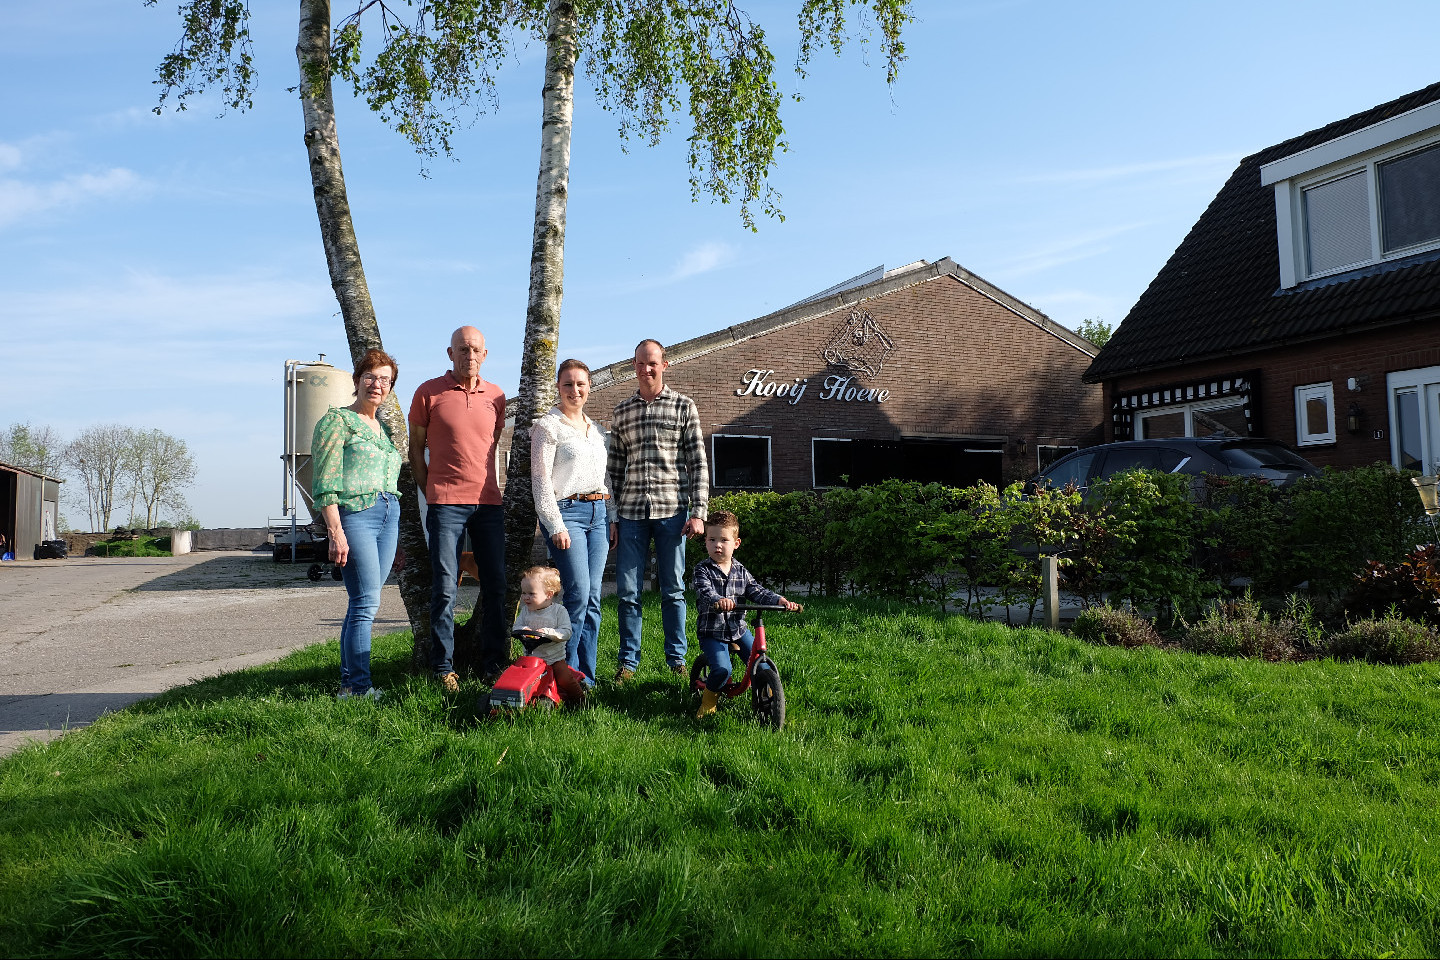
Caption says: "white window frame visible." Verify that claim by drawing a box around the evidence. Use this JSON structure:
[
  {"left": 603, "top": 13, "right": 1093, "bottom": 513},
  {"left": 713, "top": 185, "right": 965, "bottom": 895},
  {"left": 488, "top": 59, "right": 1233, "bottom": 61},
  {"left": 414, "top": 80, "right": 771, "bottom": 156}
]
[
  {"left": 811, "top": 437, "right": 853, "bottom": 489},
  {"left": 1036, "top": 444, "right": 1079, "bottom": 472},
  {"left": 1134, "top": 396, "right": 1246, "bottom": 439},
  {"left": 1388, "top": 365, "right": 1440, "bottom": 474},
  {"left": 1294, "top": 382, "right": 1336, "bottom": 447},
  {"left": 1264, "top": 99, "right": 1440, "bottom": 288},
  {"left": 711, "top": 433, "right": 772, "bottom": 490}
]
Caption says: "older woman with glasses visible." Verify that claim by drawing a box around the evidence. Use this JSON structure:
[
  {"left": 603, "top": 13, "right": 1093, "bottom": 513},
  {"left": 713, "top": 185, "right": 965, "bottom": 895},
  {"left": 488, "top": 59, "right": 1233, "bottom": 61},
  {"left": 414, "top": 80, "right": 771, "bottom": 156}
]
[
  {"left": 531, "top": 358, "right": 610, "bottom": 688},
  {"left": 311, "top": 348, "right": 403, "bottom": 701}
]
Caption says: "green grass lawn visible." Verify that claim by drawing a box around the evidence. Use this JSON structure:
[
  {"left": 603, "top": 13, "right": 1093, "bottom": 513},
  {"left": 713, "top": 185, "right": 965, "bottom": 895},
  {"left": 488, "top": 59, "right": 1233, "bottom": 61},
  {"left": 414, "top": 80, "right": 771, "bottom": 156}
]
[{"left": 2, "top": 596, "right": 1438, "bottom": 957}]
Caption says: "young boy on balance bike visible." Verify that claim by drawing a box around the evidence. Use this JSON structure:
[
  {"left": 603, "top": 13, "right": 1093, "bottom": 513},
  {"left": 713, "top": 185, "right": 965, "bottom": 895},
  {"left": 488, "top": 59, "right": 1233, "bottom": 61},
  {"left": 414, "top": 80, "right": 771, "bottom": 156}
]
[{"left": 691, "top": 511, "right": 801, "bottom": 719}]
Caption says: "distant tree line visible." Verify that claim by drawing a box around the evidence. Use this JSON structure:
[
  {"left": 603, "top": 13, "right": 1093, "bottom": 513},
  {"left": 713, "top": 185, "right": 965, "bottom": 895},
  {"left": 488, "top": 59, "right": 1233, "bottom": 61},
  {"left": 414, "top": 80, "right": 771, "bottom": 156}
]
[{"left": 0, "top": 422, "right": 198, "bottom": 532}]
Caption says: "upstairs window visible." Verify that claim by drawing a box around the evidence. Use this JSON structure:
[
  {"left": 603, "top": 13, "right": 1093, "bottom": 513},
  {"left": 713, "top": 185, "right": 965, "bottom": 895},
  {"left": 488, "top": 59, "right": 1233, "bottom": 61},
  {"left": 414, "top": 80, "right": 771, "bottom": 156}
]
[
  {"left": 1379, "top": 142, "right": 1440, "bottom": 253},
  {"left": 1263, "top": 101, "right": 1440, "bottom": 287},
  {"left": 1304, "top": 171, "right": 1371, "bottom": 274}
]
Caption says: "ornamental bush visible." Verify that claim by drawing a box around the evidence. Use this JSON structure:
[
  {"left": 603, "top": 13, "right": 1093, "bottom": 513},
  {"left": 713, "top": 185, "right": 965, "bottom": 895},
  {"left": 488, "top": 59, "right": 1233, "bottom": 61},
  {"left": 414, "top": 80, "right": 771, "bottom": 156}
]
[
  {"left": 1071, "top": 604, "right": 1163, "bottom": 648},
  {"left": 1328, "top": 615, "right": 1440, "bottom": 664}
]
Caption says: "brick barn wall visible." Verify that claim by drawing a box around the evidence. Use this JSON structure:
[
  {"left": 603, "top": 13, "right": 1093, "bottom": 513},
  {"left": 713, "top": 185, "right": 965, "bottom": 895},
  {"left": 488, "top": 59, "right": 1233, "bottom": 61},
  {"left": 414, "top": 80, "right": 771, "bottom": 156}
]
[
  {"left": 582, "top": 274, "right": 1103, "bottom": 492},
  {"left": 1106, "top": 319, "right": 1440, "bottom": 468}
]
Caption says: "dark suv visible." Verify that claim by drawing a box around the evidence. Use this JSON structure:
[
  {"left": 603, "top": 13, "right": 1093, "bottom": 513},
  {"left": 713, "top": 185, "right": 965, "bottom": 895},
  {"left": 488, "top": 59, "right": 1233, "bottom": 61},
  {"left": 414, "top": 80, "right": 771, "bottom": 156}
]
[{"left": 1033, "top": 437, "right": 1321, "bottom": 493}]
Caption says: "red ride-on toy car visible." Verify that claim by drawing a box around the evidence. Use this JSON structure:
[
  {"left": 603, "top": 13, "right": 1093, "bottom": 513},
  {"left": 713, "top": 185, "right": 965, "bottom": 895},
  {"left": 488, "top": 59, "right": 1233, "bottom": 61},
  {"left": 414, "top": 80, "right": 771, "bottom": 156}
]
[
  {"left": 689, "top": 603, "right": 791, "bottom": 729},
  {"left": 477, "top": 629, "right": 583, "bottom": 715}
]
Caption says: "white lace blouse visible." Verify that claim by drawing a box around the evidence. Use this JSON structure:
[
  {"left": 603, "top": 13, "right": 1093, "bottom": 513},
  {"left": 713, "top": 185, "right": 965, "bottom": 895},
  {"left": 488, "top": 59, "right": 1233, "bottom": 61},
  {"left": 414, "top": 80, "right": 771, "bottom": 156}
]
[{"left": 530, "top": 408, "right": 610, "bottom": 537}]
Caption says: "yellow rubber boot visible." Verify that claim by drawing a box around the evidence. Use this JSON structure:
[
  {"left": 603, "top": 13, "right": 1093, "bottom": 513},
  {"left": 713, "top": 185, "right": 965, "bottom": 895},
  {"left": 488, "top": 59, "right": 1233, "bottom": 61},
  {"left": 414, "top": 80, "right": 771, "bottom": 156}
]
[{"left": 696, "top": 689, "right": 720, "bottom": 719}]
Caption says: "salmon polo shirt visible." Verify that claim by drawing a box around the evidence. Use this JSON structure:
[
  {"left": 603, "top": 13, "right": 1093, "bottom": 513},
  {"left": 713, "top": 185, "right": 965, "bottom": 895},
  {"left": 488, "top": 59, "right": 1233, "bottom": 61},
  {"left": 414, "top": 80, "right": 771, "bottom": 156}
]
[{"left": 409, "top": 371, "right": 506, "bottom": 505}]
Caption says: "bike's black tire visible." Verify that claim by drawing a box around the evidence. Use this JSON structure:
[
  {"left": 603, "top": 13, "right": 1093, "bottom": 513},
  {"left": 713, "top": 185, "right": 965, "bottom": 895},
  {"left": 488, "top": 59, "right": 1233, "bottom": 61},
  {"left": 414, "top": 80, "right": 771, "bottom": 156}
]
[
  {"left": 306, "top": 563, "right": 323, "bottom": 582},
  {"left": 688, "top": 653, "right": 713, "bottom": 700},
  {"left": 751, "top": 658, "right": 785, "bottom": 730}
]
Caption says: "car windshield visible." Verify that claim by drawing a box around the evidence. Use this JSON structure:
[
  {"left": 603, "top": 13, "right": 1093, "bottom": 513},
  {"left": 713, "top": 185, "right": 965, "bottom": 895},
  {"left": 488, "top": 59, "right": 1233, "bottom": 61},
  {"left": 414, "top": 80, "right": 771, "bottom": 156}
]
[{"left": 1213, "top": 443, "right": 1314, "bottom": 471}]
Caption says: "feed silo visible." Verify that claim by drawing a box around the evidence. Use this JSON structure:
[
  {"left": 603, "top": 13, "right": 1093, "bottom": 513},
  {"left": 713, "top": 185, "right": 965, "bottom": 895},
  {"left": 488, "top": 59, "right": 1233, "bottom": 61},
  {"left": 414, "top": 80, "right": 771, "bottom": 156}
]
[{"left": 279, "top": 356, "right": 354, "bottom": 560}]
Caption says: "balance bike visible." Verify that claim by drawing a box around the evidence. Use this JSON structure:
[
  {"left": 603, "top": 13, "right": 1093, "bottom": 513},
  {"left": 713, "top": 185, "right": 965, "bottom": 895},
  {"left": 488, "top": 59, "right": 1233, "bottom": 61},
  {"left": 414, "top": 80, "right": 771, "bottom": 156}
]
[{"left": 689, "top": 603, "right": 790, "bottom": 729}]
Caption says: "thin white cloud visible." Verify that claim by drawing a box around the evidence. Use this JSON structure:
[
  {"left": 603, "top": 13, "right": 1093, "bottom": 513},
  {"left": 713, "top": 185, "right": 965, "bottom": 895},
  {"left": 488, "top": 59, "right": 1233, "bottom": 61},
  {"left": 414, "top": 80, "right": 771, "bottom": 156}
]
[
  {"left": 1009, "top": 153, "right": 1241, "bottom": 186},
  {"left": 991, "top": 222, "right": 1149, "bottom": 279},
  {"left": 0, "top": 144, "right": 20, "bottom": 172},
  {"left": 0, "top": 167, "right": 146, "bottom": 228},
  {"left": 672, "top": 241, "right": 735, "bottom": 280}
]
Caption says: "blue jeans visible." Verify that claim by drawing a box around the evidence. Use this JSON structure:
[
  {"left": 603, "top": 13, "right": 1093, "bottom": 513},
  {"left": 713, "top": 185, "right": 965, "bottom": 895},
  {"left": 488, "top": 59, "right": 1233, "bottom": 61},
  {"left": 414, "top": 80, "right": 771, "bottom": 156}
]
[
  {"left": 700, "top": 626, "right": 754, "bottom": 692},
  {"left": 338, "top": 493, "right": 399, "bottom": 695},
  {"left": 426, "top": 502, "right": 507, "bottom": 676},
  {"left": 547, "top": 499, "right": 607, "bottom": 686},
  {"left": 615, "top": 511, "right": 689, "bottom": 670}
]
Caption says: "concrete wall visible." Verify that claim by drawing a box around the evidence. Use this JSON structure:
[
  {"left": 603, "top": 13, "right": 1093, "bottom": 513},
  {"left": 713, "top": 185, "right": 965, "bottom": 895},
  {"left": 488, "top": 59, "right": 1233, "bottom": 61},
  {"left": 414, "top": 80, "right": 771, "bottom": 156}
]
[{"left": 194, "top": 528, "right": 272, "bottom": 551}]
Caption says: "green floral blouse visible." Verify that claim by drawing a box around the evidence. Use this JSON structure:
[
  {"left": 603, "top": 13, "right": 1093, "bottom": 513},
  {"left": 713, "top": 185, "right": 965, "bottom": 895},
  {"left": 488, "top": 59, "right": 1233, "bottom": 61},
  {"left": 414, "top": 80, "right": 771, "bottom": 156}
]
[{"left": 311, "top": 407, "right": 402, "bottom": 513}]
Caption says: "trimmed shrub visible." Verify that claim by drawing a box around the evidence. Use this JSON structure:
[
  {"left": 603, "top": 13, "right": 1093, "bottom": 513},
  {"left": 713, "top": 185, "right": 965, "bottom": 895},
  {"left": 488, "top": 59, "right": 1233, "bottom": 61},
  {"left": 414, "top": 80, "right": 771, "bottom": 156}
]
[
  {"left": 1071, "top": 605, "right": 1162, "bottom": 648},
  {"left": 1329, "top": 616, "right": 1440, "bottom": 664},
  {"left": 1181, "top": 595, "right": 1304, "bottom": 662}
]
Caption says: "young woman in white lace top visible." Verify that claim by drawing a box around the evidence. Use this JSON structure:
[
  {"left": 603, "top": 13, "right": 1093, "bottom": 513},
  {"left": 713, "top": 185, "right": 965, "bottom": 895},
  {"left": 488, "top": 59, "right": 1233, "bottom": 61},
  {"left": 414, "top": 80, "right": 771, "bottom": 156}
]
[{"left": 530, "top": 358, "right": 610, "bottom": 687}]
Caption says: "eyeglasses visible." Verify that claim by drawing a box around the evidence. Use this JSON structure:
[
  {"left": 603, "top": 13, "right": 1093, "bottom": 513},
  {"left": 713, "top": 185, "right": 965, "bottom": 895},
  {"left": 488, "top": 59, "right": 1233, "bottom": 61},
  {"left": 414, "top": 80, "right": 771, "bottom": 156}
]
[{"left": 360, "top": 374, "right": 393, "bottom": 386}]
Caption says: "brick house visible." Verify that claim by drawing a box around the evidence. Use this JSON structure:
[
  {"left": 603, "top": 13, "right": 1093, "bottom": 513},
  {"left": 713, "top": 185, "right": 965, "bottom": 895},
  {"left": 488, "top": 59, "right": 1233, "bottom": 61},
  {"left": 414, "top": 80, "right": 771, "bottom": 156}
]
[
  {"left": 581, "top": 257, "right": 1103, "bottom": 493},
  {"left": 1085, "top": 82, "right": 1440, "bottom": 472}
]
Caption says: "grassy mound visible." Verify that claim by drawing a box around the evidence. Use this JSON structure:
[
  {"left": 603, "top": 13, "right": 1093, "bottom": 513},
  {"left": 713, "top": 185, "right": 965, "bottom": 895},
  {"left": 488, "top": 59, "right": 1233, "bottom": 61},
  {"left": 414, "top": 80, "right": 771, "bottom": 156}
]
[
  {"left": 89, "top": 536, "right": 171, "bottom": 558},
  {"left": 2, "top": 597, "right": 1438, "bottom": 956}
]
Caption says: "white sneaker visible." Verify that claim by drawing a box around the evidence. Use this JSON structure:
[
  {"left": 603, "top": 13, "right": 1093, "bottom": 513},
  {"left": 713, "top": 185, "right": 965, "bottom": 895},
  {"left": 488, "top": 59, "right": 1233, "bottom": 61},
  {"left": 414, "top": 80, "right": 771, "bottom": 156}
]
[{"left": 339, "top": 687, "right": 383, "bottom": 702}]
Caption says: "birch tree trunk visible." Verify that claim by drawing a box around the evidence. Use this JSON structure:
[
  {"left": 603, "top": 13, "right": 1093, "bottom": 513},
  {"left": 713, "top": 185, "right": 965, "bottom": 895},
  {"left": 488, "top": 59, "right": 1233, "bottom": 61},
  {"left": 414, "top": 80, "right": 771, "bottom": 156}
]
[
  {"left": 297, "top": 0, "right": 433, "bottom": 655},
  {"left": 500, "top": 0, "right": 577, "bottom": 606}
]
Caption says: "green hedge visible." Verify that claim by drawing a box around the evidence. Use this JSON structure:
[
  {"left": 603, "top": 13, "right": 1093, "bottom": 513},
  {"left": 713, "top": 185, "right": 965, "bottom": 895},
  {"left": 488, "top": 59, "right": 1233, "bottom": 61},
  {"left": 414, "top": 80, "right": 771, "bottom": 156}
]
[{"left": 697, "top": 463, "right": 1428, "bottom": 619}]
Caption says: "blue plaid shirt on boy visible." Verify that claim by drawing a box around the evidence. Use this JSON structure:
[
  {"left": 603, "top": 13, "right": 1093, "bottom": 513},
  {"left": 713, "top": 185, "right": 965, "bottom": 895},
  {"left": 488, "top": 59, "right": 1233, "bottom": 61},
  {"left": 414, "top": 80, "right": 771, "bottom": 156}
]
[{"left": 693, "top": 558, "right": 783, "bottom": 643}]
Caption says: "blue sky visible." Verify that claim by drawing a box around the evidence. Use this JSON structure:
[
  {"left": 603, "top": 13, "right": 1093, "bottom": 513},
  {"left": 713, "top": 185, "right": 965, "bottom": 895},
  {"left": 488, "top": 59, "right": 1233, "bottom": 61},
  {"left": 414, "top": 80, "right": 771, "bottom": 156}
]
[{"left": 3, "top": 1, "right": 1437, "bottom": 528}]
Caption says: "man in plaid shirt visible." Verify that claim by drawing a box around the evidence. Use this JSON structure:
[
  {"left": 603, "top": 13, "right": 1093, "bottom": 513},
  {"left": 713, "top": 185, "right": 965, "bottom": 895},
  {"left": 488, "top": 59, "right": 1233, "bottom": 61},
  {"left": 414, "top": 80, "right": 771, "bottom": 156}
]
[{"left": 606, "top": 339, "right": 709, "bottom": 680}]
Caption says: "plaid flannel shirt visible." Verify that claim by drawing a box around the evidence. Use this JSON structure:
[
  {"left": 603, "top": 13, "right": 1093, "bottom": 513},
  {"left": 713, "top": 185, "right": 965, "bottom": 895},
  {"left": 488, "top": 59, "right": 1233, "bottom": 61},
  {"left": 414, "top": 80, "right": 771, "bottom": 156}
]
[
  {"left": 693, "top": 558, "right": 783, "bottom": 643},
  {"left": 606, "top": 385, "right": 708, "bottom": 522}
]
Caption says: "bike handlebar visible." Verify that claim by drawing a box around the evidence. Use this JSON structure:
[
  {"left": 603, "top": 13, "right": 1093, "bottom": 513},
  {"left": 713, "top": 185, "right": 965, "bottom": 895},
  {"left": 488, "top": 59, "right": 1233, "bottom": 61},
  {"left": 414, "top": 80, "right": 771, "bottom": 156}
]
[{"left": 726, "top": 603, "right": 793, "bottom": 612}]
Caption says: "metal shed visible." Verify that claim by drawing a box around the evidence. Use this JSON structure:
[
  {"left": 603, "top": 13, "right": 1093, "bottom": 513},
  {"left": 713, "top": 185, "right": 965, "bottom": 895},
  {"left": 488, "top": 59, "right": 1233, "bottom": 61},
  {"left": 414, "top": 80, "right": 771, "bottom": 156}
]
[{"left": 0, "top": 460, "right": 62, "bottom": 559}]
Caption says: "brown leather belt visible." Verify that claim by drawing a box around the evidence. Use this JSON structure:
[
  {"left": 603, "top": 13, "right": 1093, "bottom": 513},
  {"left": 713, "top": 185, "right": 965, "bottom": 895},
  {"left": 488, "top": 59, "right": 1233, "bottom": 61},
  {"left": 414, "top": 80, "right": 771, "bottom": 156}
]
[{"left": 562, "top": 492, "right": 609, "bottom": 502}]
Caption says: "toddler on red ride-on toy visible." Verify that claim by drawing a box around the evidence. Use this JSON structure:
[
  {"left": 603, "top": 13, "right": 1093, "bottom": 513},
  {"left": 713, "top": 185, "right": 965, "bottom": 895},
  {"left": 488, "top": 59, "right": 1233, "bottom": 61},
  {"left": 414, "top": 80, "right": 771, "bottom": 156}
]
[
  {"left": 484, "top": 566, "right": 588, "bottom": 713},
  {"left": 692, "top": 511, "right": 801, "bottom": 719}
]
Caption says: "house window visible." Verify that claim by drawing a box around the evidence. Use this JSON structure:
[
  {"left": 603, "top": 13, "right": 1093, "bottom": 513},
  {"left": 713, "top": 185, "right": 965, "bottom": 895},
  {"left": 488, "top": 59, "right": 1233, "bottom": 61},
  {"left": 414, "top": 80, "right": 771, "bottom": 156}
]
[
  {"left": 1294, "top": 382, "right": 1336, "bottom": 446},
  {"left": 1266, "top": 109, "right": 1440, "bottom": 286},
  {"left": 1036, "top": 445, "right": 1078, "bottom": 472},
  {"left": 712, "top": 435, "right": 771, "bottom": 489},
  {"left": 1379, "top": 141, "right": 1440, "bottom": 252},
  {"left": 1135, "top": 397, "right": 1247, "bottom": 440},
  {"left": 1304, "top": 171, "right": 1371, "bottom": 274},
  {"left": 811, "top": 438, "right": 853, "bottom": 488},
  {"left": 1388, "top": 366, "right": 1440, "bottom": 475}
]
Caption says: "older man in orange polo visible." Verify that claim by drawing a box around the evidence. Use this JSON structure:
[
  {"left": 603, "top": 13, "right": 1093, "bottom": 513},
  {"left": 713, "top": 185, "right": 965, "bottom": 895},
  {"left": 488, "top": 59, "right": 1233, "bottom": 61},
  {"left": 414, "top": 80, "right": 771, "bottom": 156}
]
[{"left": 409, "top": 326, "right": 508, "bottom": 689}]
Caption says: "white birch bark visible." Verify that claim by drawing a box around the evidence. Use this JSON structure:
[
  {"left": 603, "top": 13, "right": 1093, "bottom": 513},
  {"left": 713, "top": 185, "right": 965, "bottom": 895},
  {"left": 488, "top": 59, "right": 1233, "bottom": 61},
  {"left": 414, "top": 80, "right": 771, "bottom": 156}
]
[
  {"left": 501, "top": 0, "right": 577, "bottom": 601},
  {"left": 297, "top": 0, "right": 433, "bottom": 654}
]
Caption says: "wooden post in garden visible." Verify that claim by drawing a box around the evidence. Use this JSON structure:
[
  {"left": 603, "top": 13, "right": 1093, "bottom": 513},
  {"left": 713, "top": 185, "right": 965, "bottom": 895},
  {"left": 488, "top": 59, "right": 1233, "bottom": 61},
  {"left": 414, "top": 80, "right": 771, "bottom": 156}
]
[{"left": 1042, "top": 555, "right": 1060, "bottom": 630}]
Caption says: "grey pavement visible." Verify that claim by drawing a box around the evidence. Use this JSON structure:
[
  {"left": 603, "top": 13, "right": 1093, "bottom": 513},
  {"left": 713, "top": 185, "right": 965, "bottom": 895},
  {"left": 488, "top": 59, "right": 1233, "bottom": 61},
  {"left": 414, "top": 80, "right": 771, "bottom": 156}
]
[{"left": 0, "top": 552, "right": 414, "bottom": 756}]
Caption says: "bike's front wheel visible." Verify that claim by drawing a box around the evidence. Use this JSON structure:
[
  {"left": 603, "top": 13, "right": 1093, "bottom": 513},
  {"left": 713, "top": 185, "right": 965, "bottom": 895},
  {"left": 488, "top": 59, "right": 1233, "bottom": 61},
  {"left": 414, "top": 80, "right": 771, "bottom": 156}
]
[{"left": 751, "top": 657, "right": 785, "bottom": 730}]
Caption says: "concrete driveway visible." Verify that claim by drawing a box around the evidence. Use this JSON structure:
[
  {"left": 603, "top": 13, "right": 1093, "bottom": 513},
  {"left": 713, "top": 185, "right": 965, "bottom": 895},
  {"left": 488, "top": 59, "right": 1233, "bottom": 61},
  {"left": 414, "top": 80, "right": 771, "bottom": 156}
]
[{"left": 0, "top": 551, "right": 411, "bottom": 757}]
